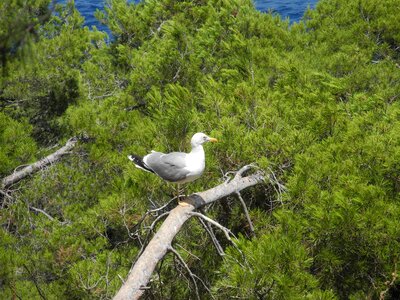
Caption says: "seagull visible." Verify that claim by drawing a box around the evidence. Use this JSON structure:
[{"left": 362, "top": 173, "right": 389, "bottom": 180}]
[{"left": 128, "top": 132, "right": 218, "bottom": 203}]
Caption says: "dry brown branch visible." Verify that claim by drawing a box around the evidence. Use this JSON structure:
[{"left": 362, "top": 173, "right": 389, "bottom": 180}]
[{"left": 113, "top": 166, "right": 264, "bottom": 300}]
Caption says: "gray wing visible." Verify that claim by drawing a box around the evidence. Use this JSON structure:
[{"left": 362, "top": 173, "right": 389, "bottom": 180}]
[{"left": 144, "top": 151, "right": 189, "bottom": 182}]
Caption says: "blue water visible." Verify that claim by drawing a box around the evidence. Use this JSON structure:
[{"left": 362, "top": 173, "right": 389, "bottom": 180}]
[
  {"left": 67, "top": 0, "right": 318, "bottom": 33},
  {"left": 254, "top": 0, "right": 318, "bottom": 22}
]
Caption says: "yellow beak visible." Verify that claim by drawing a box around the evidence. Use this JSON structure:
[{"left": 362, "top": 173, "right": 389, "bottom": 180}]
[{"left": 208, "top": 137, "right": 218, "bottom": 143}]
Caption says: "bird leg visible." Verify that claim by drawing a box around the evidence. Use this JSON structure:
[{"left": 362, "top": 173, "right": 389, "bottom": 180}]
[{"left": 177, "top": 184, "right": 190, "bottom": 206}]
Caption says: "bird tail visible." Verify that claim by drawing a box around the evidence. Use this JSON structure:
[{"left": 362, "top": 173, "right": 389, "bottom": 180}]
[{"left": 128, "top": 154, "right": 155, "bottom": 174}]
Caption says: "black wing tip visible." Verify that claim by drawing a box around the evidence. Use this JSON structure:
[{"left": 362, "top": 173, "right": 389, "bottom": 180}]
[
  {"left": 127, "top": 154, "right": 136, "bottom": 161},
  {"left": 128, "top": 154, "right": 143, "bottom": 164},
  {"left": 128, "top": 154, "right": 155, "bottom": 174}
]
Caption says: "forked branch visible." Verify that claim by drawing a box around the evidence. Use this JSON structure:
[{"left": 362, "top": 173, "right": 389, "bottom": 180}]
[
  {"left": 113, "top": 165, "right": 264, "bottom": 300},
  {"left": 189, "top": 212, "right": 236, "bottom": 243}
]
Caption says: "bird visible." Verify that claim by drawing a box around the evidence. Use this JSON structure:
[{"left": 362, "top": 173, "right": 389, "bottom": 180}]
[{"left": 128, "top": 132, "right": 218, "bottom": 204}]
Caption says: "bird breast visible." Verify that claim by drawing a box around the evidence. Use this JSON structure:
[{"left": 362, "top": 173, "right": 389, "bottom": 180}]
[{"left": 185, "top": 147, "right": 205, "bottom": 176}]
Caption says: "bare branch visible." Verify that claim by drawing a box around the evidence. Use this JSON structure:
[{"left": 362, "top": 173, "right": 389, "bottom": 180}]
[
  {"left": 236, "top": 191, "right": 255, "bottom": 236},
  {"left": 196, "top": 215, "right": 225, "bottom": 256},
  {"left": 169, "top": 247, "right": 200, "bottom": 300},
  {"left": 221, "top": 169, "right": 236, "bottom": 183},
  {"left": 29, "top": 206, "right": 55, "bottom": 221},
  {"left": 113, "top": 167, "right": 264, "bottom": 300},
  {"left": 131, "top": 196, "right": 177, "bottom": 233},
  {"left": 176, "top": 243, "right": 200, "bottom": 261},
  {"left": 120, "top": 201, "right": 135, "bottom": 239},
  {"left": 23, "top": 264, "right": 46, "bottom": 300},
  {"left": 148, "top": 197, "right": 178, "bottom": 215},
  {"left": 266, "top": 166, "right": 287, "bottom": 205},
  {"left": 117, "top": 274, "right": 125, "bottom": 284},
  {"left": 189, "top": 212, "right": 236, "bottom": 243},
  {"left": 29, "top": 206, "right": 69, "bottom": 225},
  {"left": 0, "top": 189, "right": 12, "bottom": 199},
  {"left": 130, "top": 211, "right": 171, "bottom": 268},
  {"left": 146, "top": 211, "right": 170, "bottom": 232},
  {"left": 234, "top": 164, "right": 258, "bottom": 180},
  {"left": 192, "top": 273, "right": 215, "bottom": 300},
  {"left": 1, "top": 137, "right": 78, "bottom": 189},
  {"left": 379, "top": 263, "right": 398, "bottom": 300},
  {"left": 0, "top": 189, "right": 13, "bottom": 208}
]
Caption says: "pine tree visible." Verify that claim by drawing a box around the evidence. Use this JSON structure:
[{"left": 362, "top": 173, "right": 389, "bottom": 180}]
[{"left": 0, "top": 0, "right": 399, "bottom": 298}]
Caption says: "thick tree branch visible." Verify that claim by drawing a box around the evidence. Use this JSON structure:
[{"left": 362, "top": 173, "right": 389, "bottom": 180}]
[
  {"left": 113, "top": 166, "right": 264, "bottom": 300},
  {"left": 1, "top": 137, "right": 78, "bottom": 189}
]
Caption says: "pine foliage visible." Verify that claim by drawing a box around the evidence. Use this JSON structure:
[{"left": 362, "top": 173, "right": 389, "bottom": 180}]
[{"left": 0, "top": 0, "right": 399, "bottom": 298}]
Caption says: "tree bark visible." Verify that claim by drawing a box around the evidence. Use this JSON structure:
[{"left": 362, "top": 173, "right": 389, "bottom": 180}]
[
  {"left": 1, "top": 137, "right": 78, "bottom": 189},
  {"left": 113, "top": 166, "right": 264, "bottom": 300}
]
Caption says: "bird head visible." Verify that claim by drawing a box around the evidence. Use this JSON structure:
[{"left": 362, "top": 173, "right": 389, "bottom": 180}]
[{"left": 191, "top": 132, "right": 218, "bottom": 147}]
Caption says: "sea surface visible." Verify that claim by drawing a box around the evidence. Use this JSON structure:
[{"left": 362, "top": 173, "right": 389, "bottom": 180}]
[{"left": 63, "top": 0, "right": 318, "bottom": 33}]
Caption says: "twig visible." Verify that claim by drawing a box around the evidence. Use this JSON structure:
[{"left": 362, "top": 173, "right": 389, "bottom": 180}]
[
  {"left": 221, "top": 169, "right": 236, "bottom": 184},
  {"left": 169, "top": 247, "right": 200, "bottom": 300},
  {"left": 117, "top": 274, "right": 125, "bottom": 284},
  {"left": 379, "top": 263, "right": 398, "bottom": 300},
  {"left": 10, "top": 281, "right": 23, "bottom": 300},
  {"left": 132, "top": 196, "right": 178, "bottom": 232},
  {"left": 131, "top": 211, "right": 171, "bottom": 268},
  {"left": 119, "top": 200, "right": 135, "bottom": 239},
  {"left": 0, "top": 189, "right": 14, "bottom": 208},
  {"left": 192, "top": 273, "right": 216, "bottom": 300},
  {"left": 29, "top": 206, "right": 55, "bottom": 221},
  {"left": 189, "top": 212, "right": 237, "bottom": 242},
  {"left": 78, "top": 272, "right": 104, "bottom": 291},
  {"left": 149, "top": 196, "right": 178, "bottom": 214},
  {"left": 0, "top": 189, "right": 13, "bottom": 199},
  {"left": 29, "top": 206, "right": 69, "bottom": 225},
  {"left": 146, "top": 211, "right": 170, "bottom": 232},
  {"left": 176, "top": 243, "right": 200, "bottom": 261},
  {"left": 23, "top": 265, "right": 46, "bottom": 300},
  {"left": 196, "top": 215, "right": 225, "bottom": 256},
  {"left": 13, "top": 164, "right": 30, "bottom": 172},
  {"left": 236, "top": 191, "right": 255, "bottom": 236},
  {"left": 189, "top": 213, "right": 248, "bottom": 270},
  {"left": 266, "top": 166, "right": 287, "bottom": 204}
]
